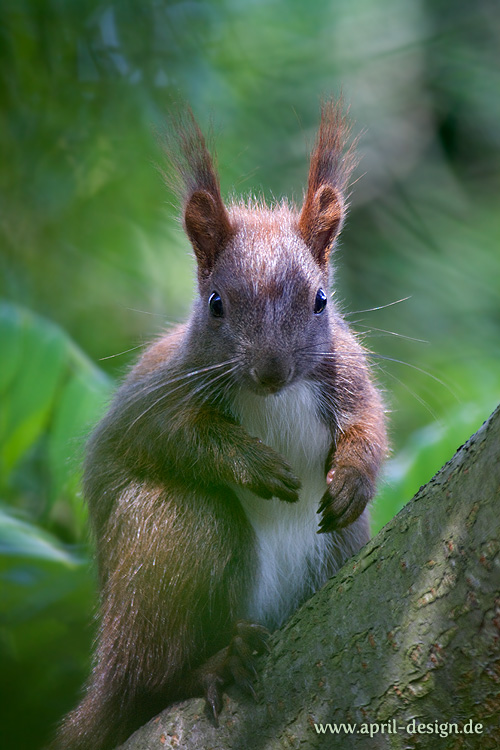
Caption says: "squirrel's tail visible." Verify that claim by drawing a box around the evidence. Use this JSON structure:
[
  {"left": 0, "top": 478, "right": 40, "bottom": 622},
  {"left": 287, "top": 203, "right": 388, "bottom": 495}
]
[{"left": 49, "top": 677, "right": 152, "bottom": 750}]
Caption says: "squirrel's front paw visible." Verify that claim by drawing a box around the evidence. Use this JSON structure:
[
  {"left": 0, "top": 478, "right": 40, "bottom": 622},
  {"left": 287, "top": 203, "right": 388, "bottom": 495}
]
[
  {"left": 317, "top": 466, "right": 374, "bottom": 533},
  {"left": 244, "top": 443, "right": 301, "bottom": 503}
]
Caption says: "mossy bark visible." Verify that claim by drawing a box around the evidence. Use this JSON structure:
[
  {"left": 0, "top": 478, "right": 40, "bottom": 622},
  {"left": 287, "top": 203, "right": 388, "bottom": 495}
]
[{"left": 119, "top": 406, "right": 500, "bottom": 750}]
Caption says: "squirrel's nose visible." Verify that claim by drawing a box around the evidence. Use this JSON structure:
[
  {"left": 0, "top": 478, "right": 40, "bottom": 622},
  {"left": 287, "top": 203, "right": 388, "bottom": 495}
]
[{"left": 250, "top": 355, "right": 292, "bottom": 393}]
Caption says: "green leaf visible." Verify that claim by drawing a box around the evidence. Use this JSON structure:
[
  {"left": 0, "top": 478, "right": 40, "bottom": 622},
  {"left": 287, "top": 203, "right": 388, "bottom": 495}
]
[
  {"left": 0, "top": 304, "right": 23, "bottom": 395},
  {"left": 0, "top": 303, "right": 67, "bottom": 476},
  {"left": 0, "top": 507, "right": 82, "bottom": 567},
  {"left": 0, "top": 507, "right": 95, "bottom": 750},
  {"left": 0, "top": 302, "right": 113, "bottom": 540}
]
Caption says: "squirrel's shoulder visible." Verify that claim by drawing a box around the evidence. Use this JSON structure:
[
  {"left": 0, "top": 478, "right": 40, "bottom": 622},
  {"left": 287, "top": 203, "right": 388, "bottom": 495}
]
[{"left": 130, "top": 322, "right": 188, "bottom": 380}]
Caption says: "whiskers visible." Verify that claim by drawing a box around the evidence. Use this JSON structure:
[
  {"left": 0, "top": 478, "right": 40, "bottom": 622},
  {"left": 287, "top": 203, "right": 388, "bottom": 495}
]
[
  {"left": 345, "top": 295, "right": 412, "bottom": 316},
  {"left": 303, "top": 346, "right": 454, "bottom": 390},
  {"left": 121, "top": 358, "right": 241, "bottom": 436},
  {"left": 350, "top": 325, "right": 429, "bottom": 344},
  {"left": 297, "top": 339, "right": 458, "bottom": 422},
  {"left": 188, "top": 360, "right": 241, "bottom": 406},
  {"left": 99, "top": 345, "right": 145, "bottom": 361}
]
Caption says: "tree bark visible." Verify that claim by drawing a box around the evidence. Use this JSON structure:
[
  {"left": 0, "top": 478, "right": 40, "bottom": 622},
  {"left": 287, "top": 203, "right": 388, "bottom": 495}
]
[{"left": 119, "top": 406, "right": 500, "bottom": 749}]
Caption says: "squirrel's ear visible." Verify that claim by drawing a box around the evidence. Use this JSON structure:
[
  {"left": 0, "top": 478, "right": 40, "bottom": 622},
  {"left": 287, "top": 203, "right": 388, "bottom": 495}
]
[
  {"left": 161, "top": 106, "right": 233, "bottom": 279},
  {"left": 184, "top": 189, "right": 232, "bottom": 278},
  {"left": 299, "top": 98, "right": 357, "bottom": 268},
  {"left": 299, "top": 184, "right": 345, "bottom": 268}
]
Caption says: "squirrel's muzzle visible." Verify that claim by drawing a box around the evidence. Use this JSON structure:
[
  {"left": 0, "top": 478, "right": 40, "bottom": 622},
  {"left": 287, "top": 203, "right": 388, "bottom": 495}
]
[{"left": 249, "top": 354, "right": 293, "bottom": 394}]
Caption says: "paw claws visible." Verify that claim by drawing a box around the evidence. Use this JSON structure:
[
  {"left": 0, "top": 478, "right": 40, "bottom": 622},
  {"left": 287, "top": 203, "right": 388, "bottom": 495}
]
[
  {"left": 201, "top": 621, "right": 270, "bottom": 719},
  {"left": 318, "top": 466, "right": 373, "bottom": 532},
  {"left": 204, "top": 676, "right": 224, "bottom": 724},
  {"left": 238, "top": 676, "right": 257, "bottom": 700}
]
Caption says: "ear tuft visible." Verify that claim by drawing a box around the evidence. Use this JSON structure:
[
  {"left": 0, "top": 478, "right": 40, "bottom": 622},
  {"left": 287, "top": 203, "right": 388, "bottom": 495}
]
[
  {"left": 160, "top": 106, "right": 233, "bottom": 280},
  {"left": 299, "top": 98, "right": 357, "bottom": 268}
]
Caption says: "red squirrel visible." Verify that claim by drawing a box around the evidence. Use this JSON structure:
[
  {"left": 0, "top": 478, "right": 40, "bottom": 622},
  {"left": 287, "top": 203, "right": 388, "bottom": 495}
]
[{"left": 54, "top": 99, "right": 387, "bottom": 750}]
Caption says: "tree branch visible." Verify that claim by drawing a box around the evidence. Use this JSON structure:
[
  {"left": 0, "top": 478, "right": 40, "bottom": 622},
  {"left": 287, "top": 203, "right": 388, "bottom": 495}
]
[{"left": 119, "top": 405, "right": 500, "bottom": 749}]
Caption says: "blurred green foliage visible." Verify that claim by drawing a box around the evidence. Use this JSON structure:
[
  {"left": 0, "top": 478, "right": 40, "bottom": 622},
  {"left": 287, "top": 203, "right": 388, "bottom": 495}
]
[
  {"left": 1, "top": 1, "right": 499, "bottom": 748},
  {"left": 0, "top": 304, "right": 111, "bottom": 749}
]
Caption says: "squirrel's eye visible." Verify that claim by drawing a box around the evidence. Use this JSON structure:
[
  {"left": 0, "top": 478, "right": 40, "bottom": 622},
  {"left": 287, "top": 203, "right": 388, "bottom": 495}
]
[
  {"left": 208, "top": 292, "right": 224, "bottom": 318},
  {"left": 314, "top": 288, "right": 327, "bottom": 315}
]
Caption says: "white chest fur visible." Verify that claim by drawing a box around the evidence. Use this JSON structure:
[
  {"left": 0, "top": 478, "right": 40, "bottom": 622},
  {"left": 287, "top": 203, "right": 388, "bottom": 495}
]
[{"left": 232, "top": 380, "right": 335, "bottom": 629}]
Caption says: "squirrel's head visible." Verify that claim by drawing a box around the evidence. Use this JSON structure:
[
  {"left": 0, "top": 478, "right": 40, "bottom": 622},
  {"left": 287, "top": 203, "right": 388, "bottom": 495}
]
[{"left": 163, "top": 100, "right": 357, "bottom": 396}]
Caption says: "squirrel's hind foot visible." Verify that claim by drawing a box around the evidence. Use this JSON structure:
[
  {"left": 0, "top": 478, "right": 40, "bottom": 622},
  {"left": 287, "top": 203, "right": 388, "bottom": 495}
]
[{"left": 197, "top": 620, "right": 270, "bottom": 723}]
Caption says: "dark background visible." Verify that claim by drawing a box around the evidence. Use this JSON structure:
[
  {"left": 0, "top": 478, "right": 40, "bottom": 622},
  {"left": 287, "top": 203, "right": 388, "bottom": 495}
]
[{"left": 1, "top": 1, "right": 499, "bottom": 748}]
